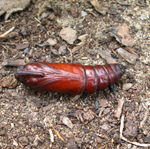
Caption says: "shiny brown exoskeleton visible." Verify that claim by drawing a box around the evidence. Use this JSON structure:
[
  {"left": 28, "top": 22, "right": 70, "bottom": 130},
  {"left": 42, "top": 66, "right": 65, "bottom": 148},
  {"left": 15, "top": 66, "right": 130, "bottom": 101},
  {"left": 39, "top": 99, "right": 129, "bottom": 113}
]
[{"left": 15, "top": 62, "right": 125, "bottom": 94}]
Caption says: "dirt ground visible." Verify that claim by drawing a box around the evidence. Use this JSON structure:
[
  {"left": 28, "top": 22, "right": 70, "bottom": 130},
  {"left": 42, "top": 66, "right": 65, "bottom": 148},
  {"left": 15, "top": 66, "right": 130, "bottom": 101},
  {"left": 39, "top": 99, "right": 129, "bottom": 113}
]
[{"left": 0, "top": 0, "right": 150, "bottom": 148}]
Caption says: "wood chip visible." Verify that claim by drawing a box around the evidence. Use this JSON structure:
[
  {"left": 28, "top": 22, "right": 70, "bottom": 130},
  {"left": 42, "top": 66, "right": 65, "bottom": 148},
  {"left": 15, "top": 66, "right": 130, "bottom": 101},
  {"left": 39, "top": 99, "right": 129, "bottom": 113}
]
[
  {"left": 0, "top": 26, "right": 15, "bottom": 38},
  {"left": 0, "top": 76, "right": 18, "bottom": 88},
  {"left": 2, "top": 59, "right": 26, "bottom": 66},
  {"left": 117, "top": 47, "right": 137, "bottom": 64},
  {"left": 98, "top": 48, "right": 117, "bottom": 64},
  {"left": 61, "top": 116, "right": 74, "bottom": 129},
  {"left": 16, "top": 43, "right": 29, "bottom": 50},
  {"left": 90, "top": 0, "right": 108, "bottom": 15},
  {"left": 46, "top": 38, "right": 57, "bottom": 46},
  {"left": 115, "top": 98, "right": 124, "bottom": 119},
  {"left": 83, "top": 109, "right": 95, "bottom": 121},
  {"left": 43, "top": 105, "right": 53, "bottom": 113}
]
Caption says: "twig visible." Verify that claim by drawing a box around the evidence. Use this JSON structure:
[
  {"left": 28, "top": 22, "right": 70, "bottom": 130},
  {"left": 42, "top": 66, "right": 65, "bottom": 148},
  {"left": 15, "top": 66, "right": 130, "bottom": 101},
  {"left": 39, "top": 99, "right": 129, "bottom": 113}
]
[
  {"left": 49, "top": 129, "right": 54, "bottom": 143},
  {"left": 117, "top": 1, "right": 131, "bottom": 6},
  {"left": 115, "top": 98, "right": 124, "bottom": 119},
  {"left": 0, "top": 26, "right": 15, "bottom": 38},
  {"left": 45, "top": 115, "right": 65, "bottom": 142},
  {"left": 120, "top": 115, "right": 150, "bottom": 147},
  {"left": 35, "top": 17, "right": 41, "bottom": 23}
]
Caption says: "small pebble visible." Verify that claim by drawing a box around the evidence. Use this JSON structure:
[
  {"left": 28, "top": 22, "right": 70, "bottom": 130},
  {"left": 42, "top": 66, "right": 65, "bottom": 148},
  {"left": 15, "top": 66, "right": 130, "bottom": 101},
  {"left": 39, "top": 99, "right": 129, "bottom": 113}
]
[
  {"left": 24, "top": 48, "right": 29, "bottom": 55},
  {"left": 58, "top": 45, "right": 66, "bottom": 55},
  {"left": 18, "top": 136, "right": 29, "bottom": 146},
  {"left": 95, "top": 99, "right": 99, "bottom": 110},
  {"left": 0, "top": 127, "right": 7, "bottom": 136},
  {"left": 135, "top": 23, "right": 142, "bottom": 30},
  {"left": 140, "top": 14, "right": 147, "bottom": 20},
  {"left": 81, "top": 11, "right": 87, "bottom": 17},
  {"left": 144, "top": 135, "right": 150, "bottom": 143}
]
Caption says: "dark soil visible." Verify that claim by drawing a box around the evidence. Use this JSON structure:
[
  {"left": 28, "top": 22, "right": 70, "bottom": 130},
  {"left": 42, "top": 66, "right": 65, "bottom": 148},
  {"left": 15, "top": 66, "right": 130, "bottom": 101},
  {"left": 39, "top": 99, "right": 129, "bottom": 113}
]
[{"left": 0, "top": 0, "right": 150, "bottom": 148}]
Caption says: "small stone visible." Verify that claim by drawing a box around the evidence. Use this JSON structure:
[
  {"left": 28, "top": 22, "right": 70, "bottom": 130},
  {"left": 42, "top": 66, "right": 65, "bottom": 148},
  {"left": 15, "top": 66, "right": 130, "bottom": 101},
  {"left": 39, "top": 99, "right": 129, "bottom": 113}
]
[
  {"left": 135, "top": 23, "right": 142, "bottom": 30},
  {"left": 96, "top": 137, "right": 103, "bottom": 143},
  {"left": 48, "top": 12, "right": 56, "bottom": 20},
  {"left": 58, "top": 45, "right": 66, "bottom": 55},
  {"left": 144, "top": 135, "right": 150, "bottom": 143},
  {"left": 46, "top": 38, "right": 57, "bottom": 46},
  {"left": 40, "top": 12, "right": 49, "bottom": 20},
  {"left": 0, "top": 127, "right": 7, "bottom": 136},
  {"left": 81, "top": 11, "right": 87, "bottom": 17},
  {"left": 70, "top": 4, "right": 79, "bottom": 18},
  {"left": 143, "top": 66, "right": 148, "bottom": 73},
  {"left": 24, "top": 48, "right": 29, "bottom": 55},
  {"left": 18, "top": 136, "right": 29, "bottom": 146},
  {"left": 100, "top": 123, "right": 110, "bottom": 131},
  {"left": 140, "top": 14, "right": 147, "bottom": 20},
  {"left": 20, "top": 26, "right": 27, "bottom": 36},
  {"left": 75, "top": 137, "right": 82, "bottom": 147},
  {"left": 59, "top": 26, "right": 77, "bottom": 44},
  {"left": 66, "top": 139, "right": 78, "bottom": 149},
  {"left": 123, "top": 83, "right": 132, "bottom": 90}
]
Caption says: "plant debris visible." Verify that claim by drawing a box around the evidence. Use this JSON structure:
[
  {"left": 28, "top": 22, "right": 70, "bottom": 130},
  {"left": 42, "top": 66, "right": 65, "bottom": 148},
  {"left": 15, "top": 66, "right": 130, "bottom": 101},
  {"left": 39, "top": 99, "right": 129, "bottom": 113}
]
[
  {"left": 0, "top": 0, "right": 30, "bottom": 20},
  {"left": 16, "top": 43, "right": 29, "bottom": 50},
  {"left": 59, "top": 26, "right": 77, "bottom": 44},
  {"left": 123, "top": 83, "right": 133, "bottom": 90},
  {"left": 61, "top": 116, "right": 74, "bottom": 129},
  {"left": 117, "top": 47, "right": 137, "bottom": 64},
  {"left": 90, "top": 0, "right": 108, "bottom": 15},
  {"left": 0, "top": 76, "right": 17, "bottom": 88},
  {"left": 2, "top": 59, "right": 26, "bottom": 66},
  {"left": 98, "top": 48, "right": 117, "bottom": 63},
  {"left": 110, "top": 23, "right": 136, "bottom": 47}
]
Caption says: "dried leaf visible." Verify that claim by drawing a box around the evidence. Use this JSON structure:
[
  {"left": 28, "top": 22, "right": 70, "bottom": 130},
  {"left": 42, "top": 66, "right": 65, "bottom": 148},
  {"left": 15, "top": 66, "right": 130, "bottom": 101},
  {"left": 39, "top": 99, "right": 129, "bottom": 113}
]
[
  {"left": 0, "top": 76, "right": 18, "bottom": 88},
  {"left": 58, "top": 45, "right": 66, "bottom": 55},
  {"left": 0, "top": 0, "right": 30, "bottom": 20},
  {"left": 110, "top": 23, "right": 136, "bottom": 47},
  {"left": 61, "top": 117, "right": 74, "bottom": 129},
  {"left": 117, "top": 47, "right": 137, "bottom": 64},
  {"left": 43, "top": 105, "right": 53, "bottom": 113},
  {"left": 59, "top": 26, "right": 77, "bottom": 44},
  {"left": 74, "top": 110, "right": 84, "bottom": 122},
  {"left": 90, "top": 0, "right": 108, "bottom": 15},
  {"left": 98, "top": 48, "right": 117, "bottom": 64},
  {"left": 83, "top": 109, "right": 95, "bottom": 121}
]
